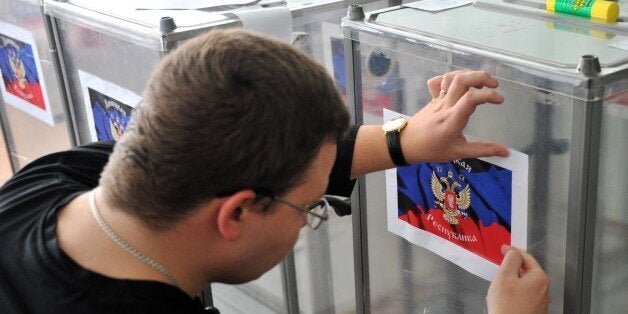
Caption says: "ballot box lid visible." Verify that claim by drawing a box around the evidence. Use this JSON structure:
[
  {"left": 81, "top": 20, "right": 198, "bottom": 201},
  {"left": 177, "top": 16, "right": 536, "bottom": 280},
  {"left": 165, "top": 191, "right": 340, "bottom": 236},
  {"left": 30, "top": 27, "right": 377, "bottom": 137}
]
[{"left": 344, "top": 0, "right": 628, "bottom": 70}]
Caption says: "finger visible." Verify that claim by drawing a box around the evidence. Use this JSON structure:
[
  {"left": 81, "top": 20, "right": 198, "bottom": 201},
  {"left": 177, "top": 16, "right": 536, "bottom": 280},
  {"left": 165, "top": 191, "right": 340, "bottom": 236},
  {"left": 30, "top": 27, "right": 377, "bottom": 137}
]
[
  {"left": 449, "top": 89, "right": 503, "bottom": 126},
  {"left": 440, "top": 70, "right": 468, "bottom": 96},
  {"left": 427, "top": 75, "right": 444, "bottom": 98},
  {"left": 504, "top": 247, "right": 545, "bottom": 273},
  {"left": 458, "top": 141, "right": 509, "bottom": 158},
  {"left": 446, "top": 71, "right": 499, "bottom": 102},
  {"left": 451, "top": 89, "right": 504, "bottom": 111},
  {"left": 496, "top": 249, "right": 524, "bottom": 277}
]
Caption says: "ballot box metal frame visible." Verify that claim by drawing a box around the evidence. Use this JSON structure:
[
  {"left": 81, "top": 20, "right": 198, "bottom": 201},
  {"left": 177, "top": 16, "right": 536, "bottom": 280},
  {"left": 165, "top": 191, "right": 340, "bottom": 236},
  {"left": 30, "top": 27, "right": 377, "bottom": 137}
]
[{"left": 342, "top": 2, "right": 627, "bottom": 313}]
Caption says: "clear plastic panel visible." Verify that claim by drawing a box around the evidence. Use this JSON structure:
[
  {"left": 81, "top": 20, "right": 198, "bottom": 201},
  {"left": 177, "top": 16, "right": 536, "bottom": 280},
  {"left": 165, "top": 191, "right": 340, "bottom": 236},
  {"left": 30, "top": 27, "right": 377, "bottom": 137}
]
[
  {"left": 0, "top": 0, "right": 73, "bottom": 169},
  {"left": 0, "top": 126, "right": 12, "bottom": 184},
  {"left": 357, "top": 41, "right": 572, "bottom": 313},
  {"left": 60, "top": 0, "right": 230, "bottom": 28},
  {"left": 54, "top": 19, "right": 161, "bottom": 145},
  {"left": 590, "top": 80, "right": 628, "bottom": 313},
  {"left": 368, "top": 3, "right": 628, "bottom": 68},
  {"left": 287, "top": 1, "right": 400, "bottom": 312},
  {"left": 295, "top": 215, "right": 357, "bottom": 313},
  {"left": 212, "top": 266, "right": 285, "bottom": 313}
]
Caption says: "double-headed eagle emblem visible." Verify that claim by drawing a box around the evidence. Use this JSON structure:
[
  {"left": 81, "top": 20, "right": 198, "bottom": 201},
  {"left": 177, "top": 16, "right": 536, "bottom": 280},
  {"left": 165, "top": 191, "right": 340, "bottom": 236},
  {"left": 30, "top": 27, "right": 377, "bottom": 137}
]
[{"left": 430, "top": 170, "right": 471, "bottom": 225}]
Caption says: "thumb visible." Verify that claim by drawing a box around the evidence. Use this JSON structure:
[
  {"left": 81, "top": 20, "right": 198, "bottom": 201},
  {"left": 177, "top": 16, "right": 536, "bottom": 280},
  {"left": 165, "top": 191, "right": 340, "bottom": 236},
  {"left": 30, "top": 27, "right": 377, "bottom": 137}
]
[
  {"left": 520, "top": 250, "right": 543, "bottom": 272},
  {"left": 497, "top": 249, "right": 524, "bottom": 278}
]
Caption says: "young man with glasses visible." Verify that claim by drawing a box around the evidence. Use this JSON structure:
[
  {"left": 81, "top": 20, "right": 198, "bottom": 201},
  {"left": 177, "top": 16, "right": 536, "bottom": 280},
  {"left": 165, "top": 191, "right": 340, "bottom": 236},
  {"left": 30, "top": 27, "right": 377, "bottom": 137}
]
[{"left": 0, "top": 29, "right": 549, "bottom": 313}]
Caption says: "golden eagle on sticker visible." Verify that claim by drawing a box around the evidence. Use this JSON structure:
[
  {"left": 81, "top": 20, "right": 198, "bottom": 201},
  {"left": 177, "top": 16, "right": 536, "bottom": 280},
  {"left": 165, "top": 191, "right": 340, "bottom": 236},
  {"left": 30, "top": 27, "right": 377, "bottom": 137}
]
[{"left": 431, "top": 170, "right": 471, "bottom": 225}]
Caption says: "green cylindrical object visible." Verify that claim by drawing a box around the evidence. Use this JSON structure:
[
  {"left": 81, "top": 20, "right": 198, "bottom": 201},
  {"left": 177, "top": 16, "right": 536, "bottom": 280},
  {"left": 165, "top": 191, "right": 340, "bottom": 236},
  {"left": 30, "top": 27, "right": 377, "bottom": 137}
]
[{"left": 546, "top": 0, "right": 620, "bottom": 22}]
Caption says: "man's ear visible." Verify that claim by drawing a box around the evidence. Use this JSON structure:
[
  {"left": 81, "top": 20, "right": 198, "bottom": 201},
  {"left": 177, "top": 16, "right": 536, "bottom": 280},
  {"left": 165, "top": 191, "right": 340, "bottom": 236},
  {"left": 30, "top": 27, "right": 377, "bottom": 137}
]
[{"left": 216, "top": 190, "right": 257, "bottom": 241}]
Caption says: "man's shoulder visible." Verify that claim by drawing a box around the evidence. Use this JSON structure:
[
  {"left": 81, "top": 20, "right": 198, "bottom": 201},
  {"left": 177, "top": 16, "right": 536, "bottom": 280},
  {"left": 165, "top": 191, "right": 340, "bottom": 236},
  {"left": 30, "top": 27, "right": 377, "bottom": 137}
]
[
  {"left": 0, "top": 142, "right": 115, "bottom": 202},
  {"left": 0, "top": 143, "right": 116, "bottom": 281}
]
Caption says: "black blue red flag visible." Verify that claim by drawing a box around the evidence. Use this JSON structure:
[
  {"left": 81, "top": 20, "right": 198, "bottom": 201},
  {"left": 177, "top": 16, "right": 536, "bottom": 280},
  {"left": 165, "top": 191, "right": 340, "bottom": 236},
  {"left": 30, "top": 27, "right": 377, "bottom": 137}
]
[{"left": 396, "top": 159, "right": 512, "bottom": 265}]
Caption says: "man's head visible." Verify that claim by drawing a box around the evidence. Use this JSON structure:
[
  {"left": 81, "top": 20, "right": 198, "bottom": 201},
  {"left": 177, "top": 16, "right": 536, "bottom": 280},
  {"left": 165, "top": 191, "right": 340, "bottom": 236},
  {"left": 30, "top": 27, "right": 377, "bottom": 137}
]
[{"left": 99, "top": 29, "right": 349, "bottom": 231}]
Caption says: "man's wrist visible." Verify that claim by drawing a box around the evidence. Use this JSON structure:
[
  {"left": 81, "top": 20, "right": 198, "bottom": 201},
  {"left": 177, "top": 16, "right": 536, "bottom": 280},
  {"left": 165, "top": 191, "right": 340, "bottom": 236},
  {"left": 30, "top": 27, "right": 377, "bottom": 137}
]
[{"left": 382, "top": 117, "right": 409, "bottom": 167}]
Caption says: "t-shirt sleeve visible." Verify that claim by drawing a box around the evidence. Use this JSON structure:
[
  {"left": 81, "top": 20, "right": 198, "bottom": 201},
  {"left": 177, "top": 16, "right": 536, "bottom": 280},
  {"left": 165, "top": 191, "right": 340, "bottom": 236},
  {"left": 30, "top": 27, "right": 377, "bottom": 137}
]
[{"left": 326, "top": 125, "right": 360, "bottom": 197}]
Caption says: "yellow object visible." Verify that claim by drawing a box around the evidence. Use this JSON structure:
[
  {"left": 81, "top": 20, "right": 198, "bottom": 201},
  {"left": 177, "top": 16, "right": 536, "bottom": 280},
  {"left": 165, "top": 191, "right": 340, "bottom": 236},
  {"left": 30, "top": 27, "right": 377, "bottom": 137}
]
[
  {"left": 546, "top": 0, "right": 620, "bottom": 23},
  {"left": 545, "top": 21, "right": 615, "bottom": 39},
  {"left": 590, "top": 1, "right": 619, "bottom": 22}
]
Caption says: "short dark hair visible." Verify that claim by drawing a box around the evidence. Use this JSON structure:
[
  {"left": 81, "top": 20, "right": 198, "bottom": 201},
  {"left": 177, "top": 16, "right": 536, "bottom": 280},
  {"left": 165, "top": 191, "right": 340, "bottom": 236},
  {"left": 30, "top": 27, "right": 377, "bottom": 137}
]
[{"left": 99, "top": 29, "right": 349, "bottom": 229}]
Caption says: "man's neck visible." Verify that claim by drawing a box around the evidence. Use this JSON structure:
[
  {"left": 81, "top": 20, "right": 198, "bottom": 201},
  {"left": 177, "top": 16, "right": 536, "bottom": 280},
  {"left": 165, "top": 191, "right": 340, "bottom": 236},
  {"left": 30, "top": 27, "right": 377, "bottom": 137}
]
[{"left": 56, "top": 188, "right": 208, "bottom": 297}]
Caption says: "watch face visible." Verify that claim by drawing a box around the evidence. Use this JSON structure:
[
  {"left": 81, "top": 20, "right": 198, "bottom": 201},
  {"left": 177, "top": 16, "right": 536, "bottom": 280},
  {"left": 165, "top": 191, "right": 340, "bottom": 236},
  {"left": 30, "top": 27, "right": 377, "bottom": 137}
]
[{"left": 382, "top": 117, "right": 407, "bottom": 132}]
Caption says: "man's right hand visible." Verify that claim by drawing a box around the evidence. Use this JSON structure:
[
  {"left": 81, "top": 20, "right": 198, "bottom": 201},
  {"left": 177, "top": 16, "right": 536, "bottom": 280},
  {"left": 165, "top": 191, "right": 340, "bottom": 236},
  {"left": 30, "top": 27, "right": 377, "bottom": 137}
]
[{"left": 486, "top": 246, "right": 551, "bottom": 314}]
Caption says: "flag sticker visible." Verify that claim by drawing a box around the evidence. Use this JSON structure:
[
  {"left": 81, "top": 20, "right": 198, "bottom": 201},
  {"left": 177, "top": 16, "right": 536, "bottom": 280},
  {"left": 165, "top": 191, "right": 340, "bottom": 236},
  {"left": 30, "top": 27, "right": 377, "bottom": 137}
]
[
  {"left": 87, "top": 87, "right": 134, "bottom": 142},
  {"left": 78, "top": 70, "right": 142, "bottom": 142},
  {"left": 0, "top": 22, "right": 53, "bottom": 126},
  {"left": 385, "top": 109, "right": 528, "bottom": 281}
]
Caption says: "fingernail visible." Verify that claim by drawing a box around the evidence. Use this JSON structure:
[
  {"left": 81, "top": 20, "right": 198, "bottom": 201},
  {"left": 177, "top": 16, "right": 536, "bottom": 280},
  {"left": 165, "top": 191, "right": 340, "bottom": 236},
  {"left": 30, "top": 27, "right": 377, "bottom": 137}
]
[{"left": 490, "top": 78, "right": 499, "bottom": 85}]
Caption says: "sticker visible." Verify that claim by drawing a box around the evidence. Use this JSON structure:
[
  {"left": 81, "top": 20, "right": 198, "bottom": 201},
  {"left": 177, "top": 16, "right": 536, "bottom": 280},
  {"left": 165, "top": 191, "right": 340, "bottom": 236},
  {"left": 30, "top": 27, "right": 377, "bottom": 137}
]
[
  {"left": 0, "top": 22, "right": 53, "bottom": 126},
  {"left": 231, "top": 7, "right": 293, "bottom": 44},
  {"left": 78, "top": 70, "right": 142, "bottom": 142},
  {"left": 384, "top": 109, "right": 528, "bottom": 281}
]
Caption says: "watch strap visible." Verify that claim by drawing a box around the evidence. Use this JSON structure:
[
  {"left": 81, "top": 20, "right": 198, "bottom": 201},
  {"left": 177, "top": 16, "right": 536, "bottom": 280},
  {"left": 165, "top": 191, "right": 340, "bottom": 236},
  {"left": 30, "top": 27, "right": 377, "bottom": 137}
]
[{"left": 386, "top": 130, "right": 409, "bottom": 167}]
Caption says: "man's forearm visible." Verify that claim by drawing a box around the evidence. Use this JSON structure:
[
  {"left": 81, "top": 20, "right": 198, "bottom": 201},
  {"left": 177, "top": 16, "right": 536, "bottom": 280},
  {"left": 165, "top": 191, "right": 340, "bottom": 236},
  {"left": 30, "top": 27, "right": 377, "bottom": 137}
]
[{"left": 350, "top": 125, "right": 394, "bottom": 179}]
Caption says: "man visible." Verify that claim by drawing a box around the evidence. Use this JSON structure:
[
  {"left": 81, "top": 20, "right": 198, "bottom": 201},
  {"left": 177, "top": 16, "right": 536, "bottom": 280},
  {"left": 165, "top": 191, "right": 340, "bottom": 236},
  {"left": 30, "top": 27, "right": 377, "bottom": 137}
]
[{"left": 0, "top": 29, "right": 549, "bottom": 313}]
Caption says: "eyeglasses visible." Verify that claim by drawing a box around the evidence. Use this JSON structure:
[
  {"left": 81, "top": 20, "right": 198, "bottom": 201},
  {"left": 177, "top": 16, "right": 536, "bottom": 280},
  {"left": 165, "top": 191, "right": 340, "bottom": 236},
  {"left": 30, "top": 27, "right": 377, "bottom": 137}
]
[{"left": 259, "top": 194, "right": 330, "bottom": 230}]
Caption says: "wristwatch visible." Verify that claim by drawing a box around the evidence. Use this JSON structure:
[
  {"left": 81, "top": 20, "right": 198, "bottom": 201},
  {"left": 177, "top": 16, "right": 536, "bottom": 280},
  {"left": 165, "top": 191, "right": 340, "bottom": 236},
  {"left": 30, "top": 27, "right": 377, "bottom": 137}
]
[{"left": 382, "top": 117, "right": 409, "bottom": 167}]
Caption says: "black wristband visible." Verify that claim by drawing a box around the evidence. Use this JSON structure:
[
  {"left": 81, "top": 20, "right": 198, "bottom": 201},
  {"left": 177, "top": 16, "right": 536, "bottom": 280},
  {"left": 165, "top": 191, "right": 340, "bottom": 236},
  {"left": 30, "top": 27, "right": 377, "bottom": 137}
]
[{"left": 386, "top": 130, "right": 409, "bottom": 167}]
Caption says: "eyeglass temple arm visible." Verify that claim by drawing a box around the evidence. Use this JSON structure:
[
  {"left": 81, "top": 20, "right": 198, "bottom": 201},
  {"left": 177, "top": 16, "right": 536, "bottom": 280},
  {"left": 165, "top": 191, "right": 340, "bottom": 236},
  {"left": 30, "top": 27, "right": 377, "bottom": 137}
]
[{"left": 325, "top": 195, "right": 351, "bottom": 216}]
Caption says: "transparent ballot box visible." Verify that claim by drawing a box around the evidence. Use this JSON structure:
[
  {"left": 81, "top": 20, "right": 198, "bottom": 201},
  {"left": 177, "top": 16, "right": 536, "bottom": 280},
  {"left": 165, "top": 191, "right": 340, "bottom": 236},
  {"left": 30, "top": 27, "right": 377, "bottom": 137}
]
[
  {"left": 42, "top": 0, "right": 400, "bottom": 312},
  {"left": 342, "top": 1, "right": 627, "bottom": 313},
  {"left": 0, "top": 0, "right": 74, "bottom": 171}
]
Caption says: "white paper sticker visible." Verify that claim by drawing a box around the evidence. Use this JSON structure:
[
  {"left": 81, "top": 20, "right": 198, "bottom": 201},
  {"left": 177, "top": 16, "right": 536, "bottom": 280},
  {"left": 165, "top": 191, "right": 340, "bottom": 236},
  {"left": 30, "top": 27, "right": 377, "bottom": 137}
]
[
  {"left": 230, "top": 7, "right": 292, "bottom": 43},
  {"left": 384, "top": 109, "right": 528, "bottom": 281},
  {"left": 0, "top": 22, "right": 54, "bottom": 126},
  {"left": 78, "top": 70, "right": 142, "bottom": 142},
  {"left": 404, "top": 0, "right": 474, "bottom": 12}
]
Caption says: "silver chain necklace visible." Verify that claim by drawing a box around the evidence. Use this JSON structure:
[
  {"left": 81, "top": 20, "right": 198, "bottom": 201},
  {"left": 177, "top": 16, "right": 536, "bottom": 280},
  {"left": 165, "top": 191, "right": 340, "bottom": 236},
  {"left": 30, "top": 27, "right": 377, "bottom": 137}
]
[{"left": 89, "top": 190, "right": 181, "bottom": 288}]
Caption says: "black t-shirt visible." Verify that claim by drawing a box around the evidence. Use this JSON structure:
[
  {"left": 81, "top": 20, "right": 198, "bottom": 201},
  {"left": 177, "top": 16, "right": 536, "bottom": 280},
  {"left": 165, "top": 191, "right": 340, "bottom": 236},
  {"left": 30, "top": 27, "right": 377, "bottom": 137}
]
[{"left": 0, "top": 127, "right": 357, "bottom": 313}]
